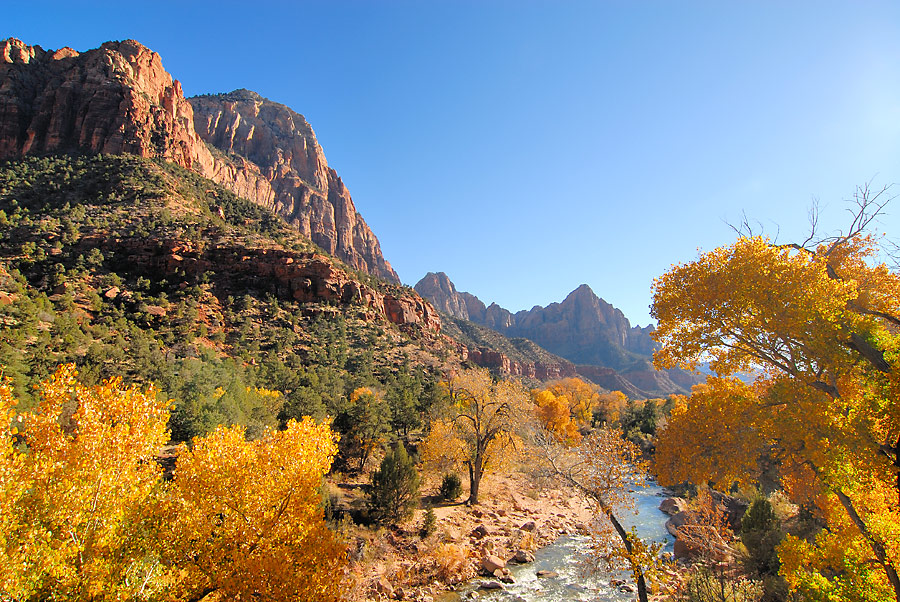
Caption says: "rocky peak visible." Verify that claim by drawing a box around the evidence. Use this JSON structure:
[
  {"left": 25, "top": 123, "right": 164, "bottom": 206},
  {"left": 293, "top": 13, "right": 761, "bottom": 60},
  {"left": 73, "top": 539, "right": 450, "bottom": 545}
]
[
  {"left": 414, "top": 272, "right": 464, "bottom": 316},
  {"left": 0, "top": 38, "right": 399, "bottom": 283},
  {"left": 0, "top": 38, "right": 205, "bottom": 169},
  {"left": 2, "top": 38, "right": 44, "bottom": 64},
  {"left": 414, "top": 272, "right": 487, "bottom": 322},
  {"left": 190, "top": 90, "right": 326, "bottom": 190}
]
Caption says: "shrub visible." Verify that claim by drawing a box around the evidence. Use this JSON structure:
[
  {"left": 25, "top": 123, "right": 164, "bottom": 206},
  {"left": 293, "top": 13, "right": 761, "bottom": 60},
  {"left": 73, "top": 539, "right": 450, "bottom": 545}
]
[
  {"left": 439, "top": 473, "right": 463, "bottom": 501},
  {"left": 741, "top": 498, "right": 782, "bottom": 574},
  {"left": 682, "top": 565, "right": 764, "bottom": 602},
  {"left": 368, "top": 443, "right": 420, "bottom": 525},
  {"left": 421, "top": 505, "right": 436, "bottom": 538},
  {"left": 431, "top": 543, "right": 470, "bottom": 583}
]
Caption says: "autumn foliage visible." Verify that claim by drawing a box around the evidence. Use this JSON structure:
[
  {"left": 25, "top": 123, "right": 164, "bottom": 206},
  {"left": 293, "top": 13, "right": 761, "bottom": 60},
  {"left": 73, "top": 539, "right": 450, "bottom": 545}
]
[
  {"left": 531, "top": 377, "right": 600, "bottom": 443},
  {"left": 0, "top": 365, "right": 169, "bottom": 600},
  {"left": 0, "top": 365, "right": 345, "bottom": 601},
  {"left": 652, "top": 226, "right": 900, "bottom": 602},
  {"left": 421, "top": 368, "right": 529, "bottom": 504}
]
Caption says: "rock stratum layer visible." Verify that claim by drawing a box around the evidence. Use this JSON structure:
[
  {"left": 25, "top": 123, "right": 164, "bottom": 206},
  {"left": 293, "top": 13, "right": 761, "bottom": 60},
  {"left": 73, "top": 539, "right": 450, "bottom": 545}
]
[
  {"left": 101, "top": 237, "right": 437, "bottom": 332},
  {"left": 0, "top": 38, "right": 398, "bottom": 283},
  {"left": 415, "top": 272, "right": 704, "bottom": 397}
]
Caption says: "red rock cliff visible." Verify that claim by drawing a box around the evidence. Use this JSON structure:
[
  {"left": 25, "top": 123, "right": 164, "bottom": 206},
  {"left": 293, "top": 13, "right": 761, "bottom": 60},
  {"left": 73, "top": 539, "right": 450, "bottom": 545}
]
[
  {"left": 189, "top": 90, "right": 399, "bottom": 283},
  {"left": 0, "top": 38, "right": 399, "bottom": 283}
]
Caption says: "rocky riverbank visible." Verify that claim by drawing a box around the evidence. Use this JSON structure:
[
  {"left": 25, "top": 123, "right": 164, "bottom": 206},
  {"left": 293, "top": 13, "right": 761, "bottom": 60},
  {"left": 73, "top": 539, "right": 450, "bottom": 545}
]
[{"left": 344, "top": 474, "right": 596, "bottom": 601}]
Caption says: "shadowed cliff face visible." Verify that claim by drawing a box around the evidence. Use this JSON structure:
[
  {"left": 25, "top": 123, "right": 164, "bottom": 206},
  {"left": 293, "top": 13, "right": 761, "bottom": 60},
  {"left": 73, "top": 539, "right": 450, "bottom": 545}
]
[{"left": 0, "top": 38, "right": 399, "bottom": 283}]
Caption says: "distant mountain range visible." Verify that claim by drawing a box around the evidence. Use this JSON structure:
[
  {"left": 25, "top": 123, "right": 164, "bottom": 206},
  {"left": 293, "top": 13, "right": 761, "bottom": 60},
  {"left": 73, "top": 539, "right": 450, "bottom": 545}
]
[{"left": 415, "top": 272, "right": 703, "bottom": 397}]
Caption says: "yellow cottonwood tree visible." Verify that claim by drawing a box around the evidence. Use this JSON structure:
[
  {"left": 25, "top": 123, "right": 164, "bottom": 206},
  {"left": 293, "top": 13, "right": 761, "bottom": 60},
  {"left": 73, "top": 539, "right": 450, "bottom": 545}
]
[
  {"left": 532, "top": 388, "right": 581, "bottom": 444},
  {"left": 652, "top": 202, "right": 900, "bottom": 602},
  {"left": 422, "top": 368, "right": 529, "bottom": 504},
  {"left": 0, "top": 365, "right": 169, "bottom": 601},
  {"left": 595, "top": 390, "right": 629, "bottom": 425},
  {"left": 161, "top": 418, "right": 346, "bottom": 602},
  {"left": 0, "top": 366, "right": 347, "bottom": 602},
  {"left": 544, "top": 377, "right": 600, "bottom": 426}
]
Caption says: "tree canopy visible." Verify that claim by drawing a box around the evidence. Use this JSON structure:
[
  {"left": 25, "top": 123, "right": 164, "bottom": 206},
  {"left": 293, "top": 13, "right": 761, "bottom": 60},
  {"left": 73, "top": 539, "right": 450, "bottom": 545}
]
[
  {"left": 652, "top": 197, "right": 900, "bottom": 602},
  {"left": 421, "top": 368, "right": 529, "bottom": 504},
  {"left": 0, "top": 365, "right": 345, "bottom": 601}
]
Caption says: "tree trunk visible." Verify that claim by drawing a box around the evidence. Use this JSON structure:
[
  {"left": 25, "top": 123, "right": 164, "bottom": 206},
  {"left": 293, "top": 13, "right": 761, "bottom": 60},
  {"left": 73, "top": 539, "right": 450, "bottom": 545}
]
[
  {"left": 894, "top": 436, "right": 900, "bottom": 509},
  {"left": 602, "top": 501, "right": 649, "bottom": 602},
  {"left": 833, "top": 488, "right": 900, "bottom": 602},
  {"left": 466, "top": 460, "right": 480, "bottom": 505}
]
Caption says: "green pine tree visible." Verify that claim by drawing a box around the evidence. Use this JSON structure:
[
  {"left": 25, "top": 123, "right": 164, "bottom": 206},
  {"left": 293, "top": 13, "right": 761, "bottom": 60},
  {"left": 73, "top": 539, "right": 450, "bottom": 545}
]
[{"left": 369, "top": 443, "right": 420, "bottom": 525}]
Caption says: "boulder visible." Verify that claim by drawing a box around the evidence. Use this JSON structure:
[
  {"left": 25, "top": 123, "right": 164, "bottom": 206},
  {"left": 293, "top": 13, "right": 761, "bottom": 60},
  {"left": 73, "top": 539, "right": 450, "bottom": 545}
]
[
  {"left": 513, "top": 550, "right": 535, "bottom": 563},
  {"left": 665, "top": 510, "right": 698, "bottom": 537},
  {"left": 481, "top": 555, "right": 506, "bottom": 574},
  {"left": 674, "top": 537, "right": 704, "bottom": 560},
  {"left": 659, "top": 497, "right": 688, "bottom": 516},
  {"left": 375, "top": 576, "right": 394, "bottom": 597}
]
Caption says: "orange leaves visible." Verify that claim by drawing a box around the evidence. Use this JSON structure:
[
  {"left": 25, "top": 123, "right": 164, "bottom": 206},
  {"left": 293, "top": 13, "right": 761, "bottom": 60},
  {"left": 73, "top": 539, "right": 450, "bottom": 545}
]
[
  {"left": 531, "top": 377, "right": 602, "bottom": 444},
  {"left": 651, "top": 235, "right": 864, "bottom": 378},
  {"left": 544, "top": 377, "right": 600, "bottom": 425},
  {"left": 651, "top": 227, "right": 900, "bottom": 601},
  {"left": 655, "top": 377, "right": 765, "bottom": 489},
  {"left": 426, "top": 368, "right": 531, "bottom": 503},
  {"left": 533, "top": 389, "right": 581, "bottom": 444},
  {"left": 163, "top": 418, "right": 344, "bottom": 601}
]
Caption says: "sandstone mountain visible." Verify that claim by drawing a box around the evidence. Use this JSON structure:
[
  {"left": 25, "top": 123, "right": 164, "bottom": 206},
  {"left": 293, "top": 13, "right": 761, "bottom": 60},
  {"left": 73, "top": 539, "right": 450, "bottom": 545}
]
[
  {"left": 0, "top": 38, "right": 398, "bottom": 282},
  {"left": 415, "top": 272, "right": 703, "bottom": 397}
]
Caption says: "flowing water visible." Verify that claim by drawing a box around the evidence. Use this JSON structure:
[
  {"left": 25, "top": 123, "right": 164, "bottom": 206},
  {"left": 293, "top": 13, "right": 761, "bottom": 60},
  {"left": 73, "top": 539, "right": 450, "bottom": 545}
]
[{"left": 450, "top": 484, "right": 673, "bottom": 601}]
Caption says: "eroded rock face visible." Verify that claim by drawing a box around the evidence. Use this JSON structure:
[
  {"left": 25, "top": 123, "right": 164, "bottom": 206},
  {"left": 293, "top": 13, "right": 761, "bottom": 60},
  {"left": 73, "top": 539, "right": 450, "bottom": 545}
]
[
  {"left": 190, "top": 90, "right": 399, "bottom": 283},
  {"left": 0, "top": 39, "right": 205, "bottom": 168},
  {"left": 450, "top": 341, "right": 576, "bottom": 380},
  {"left": 0, "top": 38, "right": 398, "bottom": 283},
  {"left": 89, "top": 235, "right": 438, "bottom": 331}
]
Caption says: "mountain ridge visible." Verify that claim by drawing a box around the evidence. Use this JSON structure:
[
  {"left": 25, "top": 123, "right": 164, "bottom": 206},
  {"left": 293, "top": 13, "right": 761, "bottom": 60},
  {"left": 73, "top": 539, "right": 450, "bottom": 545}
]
[
  {"left": 415, "top": 272, "right": 703, "bottom": 397},
  {"left": 0, "top": 36, "right": 586, "bottom": 391}
]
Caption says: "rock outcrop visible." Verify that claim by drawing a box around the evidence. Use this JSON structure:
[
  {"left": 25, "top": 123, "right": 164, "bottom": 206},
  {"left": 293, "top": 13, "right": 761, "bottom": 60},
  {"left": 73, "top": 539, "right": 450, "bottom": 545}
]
[
  {"left": 0, "top": 38, "right": 398, "bottom": 283},
  {"left": 90, "top": 235, "right": 437, "bottom": 331},
  {"left": 449, "top": 341, "right": 577, "bottom": 380},
  {"left": 0, "top": 39, "right": 205, "bottom": 168}
]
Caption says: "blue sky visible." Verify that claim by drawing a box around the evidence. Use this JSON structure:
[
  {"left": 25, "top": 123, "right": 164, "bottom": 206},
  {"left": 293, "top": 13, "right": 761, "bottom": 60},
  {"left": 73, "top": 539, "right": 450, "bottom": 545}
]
[{"left": 5, "top": 1, "right": 900, "bottom": 325}]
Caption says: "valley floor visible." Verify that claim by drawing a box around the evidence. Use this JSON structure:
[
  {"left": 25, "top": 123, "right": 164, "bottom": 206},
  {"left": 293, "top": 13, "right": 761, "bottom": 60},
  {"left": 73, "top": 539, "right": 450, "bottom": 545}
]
[{"left": 338, "top": 472, "right": 596, "bottom": 601}]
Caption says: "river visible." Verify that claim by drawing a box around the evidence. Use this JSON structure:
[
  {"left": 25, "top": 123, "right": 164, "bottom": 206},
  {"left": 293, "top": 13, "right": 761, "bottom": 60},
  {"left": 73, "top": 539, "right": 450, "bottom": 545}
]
[{"left": 448, "top": 483, "right": 673, "bottom": 601}]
